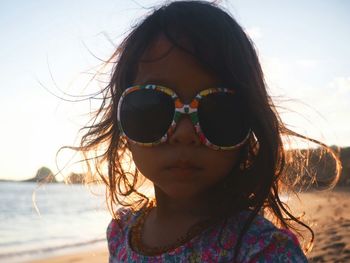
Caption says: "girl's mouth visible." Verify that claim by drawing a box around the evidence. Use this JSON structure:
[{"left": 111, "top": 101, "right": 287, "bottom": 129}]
[{"left": 165, "top": 160, "right": 203, "bottom": 176}]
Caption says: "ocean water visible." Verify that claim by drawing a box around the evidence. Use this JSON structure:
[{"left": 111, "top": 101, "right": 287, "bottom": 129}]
[{"left": 0, "top": 182, "right": 111, "bottom": 263}]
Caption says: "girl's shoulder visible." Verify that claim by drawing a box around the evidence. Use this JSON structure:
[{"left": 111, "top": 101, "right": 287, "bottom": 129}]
[
  {"left": 230, "top": 211, "right": 307, "bottom": 262},
  {"left": 107, "top": 207, "right": 135, "bottom": 231},
  {"left": 106, "top": 206, "right": 140, "bottom": 255}
]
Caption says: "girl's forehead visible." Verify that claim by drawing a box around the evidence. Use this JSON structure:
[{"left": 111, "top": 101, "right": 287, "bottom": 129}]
[
  {"left": 139, "top": 34, "right": 176, "bottom": 62},
  {"left": 134, "top": 35, "right": 222, "bottom": 102}
]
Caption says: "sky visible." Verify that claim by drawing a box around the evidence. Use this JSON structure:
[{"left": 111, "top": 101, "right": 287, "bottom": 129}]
[{"left": 0, "top": 0, "right": 349, "bottom": 180}]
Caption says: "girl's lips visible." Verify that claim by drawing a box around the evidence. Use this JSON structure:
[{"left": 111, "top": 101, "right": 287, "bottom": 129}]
[{"left": 165, "top": 161, "right": 203, "bottom": 178}]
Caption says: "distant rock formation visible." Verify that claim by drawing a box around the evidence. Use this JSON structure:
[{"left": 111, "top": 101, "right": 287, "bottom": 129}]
[
  {"left": 23, "top": 166, "right": 57, "bottom": 183},
  {"left": 19, "top": 168, "right": 86, "bottom": 184},
  {"left": 66, "top": 172, "right": 85, "bottom": 184}
]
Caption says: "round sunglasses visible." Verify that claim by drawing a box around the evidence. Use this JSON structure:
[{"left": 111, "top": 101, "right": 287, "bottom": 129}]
[{"left": 117, "top": 84, "right": 250, "bottom": 150}]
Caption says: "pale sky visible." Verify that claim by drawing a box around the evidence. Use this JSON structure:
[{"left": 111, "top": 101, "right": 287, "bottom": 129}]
[{"left": 1, "top": 0, "right": 349, "bottom": 180}]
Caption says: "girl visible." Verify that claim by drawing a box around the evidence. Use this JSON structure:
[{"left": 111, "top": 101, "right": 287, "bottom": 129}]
[{"left": 76, "top": 1, "right": 340, "bottom": 262}]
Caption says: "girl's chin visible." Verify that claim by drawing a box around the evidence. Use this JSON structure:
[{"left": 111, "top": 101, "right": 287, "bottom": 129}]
[{"left": 155, "top": 184, "right": 209, "bottom": 201}]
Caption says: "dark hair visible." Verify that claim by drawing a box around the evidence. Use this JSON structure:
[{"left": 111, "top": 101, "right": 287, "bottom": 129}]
[{"left": 74, "top": 1, "right": 341, "bottom": 259}]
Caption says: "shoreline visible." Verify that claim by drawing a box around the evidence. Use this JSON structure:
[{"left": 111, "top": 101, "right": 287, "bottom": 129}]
[
  {"left": 27, "top": 188, "right": 350, "bottom": 262},
  {"left": 26, "top": 242, "right": 108, "bottom": 263}
]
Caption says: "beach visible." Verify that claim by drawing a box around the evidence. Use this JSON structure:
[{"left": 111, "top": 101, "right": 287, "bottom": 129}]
[
  {"left": 28, "top": 249, "right": 108, "bottom": 263},
  {"left": 289, "top": 188, "right": 350, "bottom": 262},
  {"left": 28, "top": 188, "right": 350, "bottom": 263}
]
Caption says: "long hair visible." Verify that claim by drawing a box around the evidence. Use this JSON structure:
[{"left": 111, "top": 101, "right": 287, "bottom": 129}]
[{"left": 73, "top": 1, "right": 341, "bottom": 259}]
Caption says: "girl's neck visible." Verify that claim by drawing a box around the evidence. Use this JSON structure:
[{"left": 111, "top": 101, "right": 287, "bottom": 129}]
[{"left": 153, "top": 186, "right": 213, "bottom": 221}]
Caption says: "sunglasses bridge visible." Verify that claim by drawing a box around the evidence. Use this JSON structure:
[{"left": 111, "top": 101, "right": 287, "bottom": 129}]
[{"left": 173, "top": 102, "right": 199, "bottom": 126}]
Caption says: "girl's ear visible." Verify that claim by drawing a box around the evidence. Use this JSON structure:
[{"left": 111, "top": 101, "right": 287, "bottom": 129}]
[{"left": 241, "top": 133, "right": 259, "bottom": 171}]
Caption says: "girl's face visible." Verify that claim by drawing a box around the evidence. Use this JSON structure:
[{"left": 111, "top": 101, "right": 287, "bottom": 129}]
[{"left": 128, "top": 35, "right": 241, "bottom": 200}]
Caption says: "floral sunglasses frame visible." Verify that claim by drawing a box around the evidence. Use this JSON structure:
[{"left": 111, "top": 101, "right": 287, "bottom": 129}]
[{"left": 117, "top": 84, "right": 250, "bottom": 150}]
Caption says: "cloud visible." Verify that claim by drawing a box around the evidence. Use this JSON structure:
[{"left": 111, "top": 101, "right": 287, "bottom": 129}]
[
  {"left": 259, "top": 55, "right": 350, "bottom": 146},
  {"left": 259, "top": 56, "right": 298, "bottom": 95}
]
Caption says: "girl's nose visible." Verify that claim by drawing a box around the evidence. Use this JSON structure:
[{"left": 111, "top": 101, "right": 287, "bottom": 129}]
[{"left": 168, "top": 116, "right": 201, "bottom": 147}]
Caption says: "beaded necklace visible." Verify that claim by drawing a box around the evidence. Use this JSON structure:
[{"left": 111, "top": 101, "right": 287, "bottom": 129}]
[{"left": 129, "top": 200, "right": 216, "bottom": 256}]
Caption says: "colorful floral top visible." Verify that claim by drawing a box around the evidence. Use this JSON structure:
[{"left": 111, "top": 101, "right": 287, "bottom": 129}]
[{"left": 107, "top": 208, "right": 308, "bottom": 262}]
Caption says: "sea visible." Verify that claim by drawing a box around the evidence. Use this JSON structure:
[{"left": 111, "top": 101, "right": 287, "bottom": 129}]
[{"left": 0, "top": 182, "right": 112, "bottom": 263}]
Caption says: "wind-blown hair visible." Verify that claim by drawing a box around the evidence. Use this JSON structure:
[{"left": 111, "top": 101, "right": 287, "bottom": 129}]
[{"left": 74, "top": 1, "right": 341, "bottom": 258}]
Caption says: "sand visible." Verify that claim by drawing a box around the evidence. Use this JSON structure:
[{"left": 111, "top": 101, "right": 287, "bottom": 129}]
[
  {"left": 29, "top": 188, "right": 350, "bottom": 263},
  {"left": 28, "top": 249, "right": 109, "bottom": 263},
  {"left": 288, "top": 188, "right": 350, "bottom": 262}
]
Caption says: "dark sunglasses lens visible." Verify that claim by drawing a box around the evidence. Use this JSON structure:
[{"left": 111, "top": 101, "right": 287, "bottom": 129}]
[
  {"left": 198, "top": 93, "right": 249, "bottom": 147},
  {"left": 120, "top": 89, "right": 174, "bottom": 143}
]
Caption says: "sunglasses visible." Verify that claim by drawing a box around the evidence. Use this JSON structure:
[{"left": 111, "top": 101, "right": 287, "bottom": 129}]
[{"left": 117, "top": 84, "right": 250, "bottom": 150}]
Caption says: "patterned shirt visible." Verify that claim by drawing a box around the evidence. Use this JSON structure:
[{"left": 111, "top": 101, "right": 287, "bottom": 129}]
[{"left": 107, "top": 208, "right": 308, "bottom": 262}]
